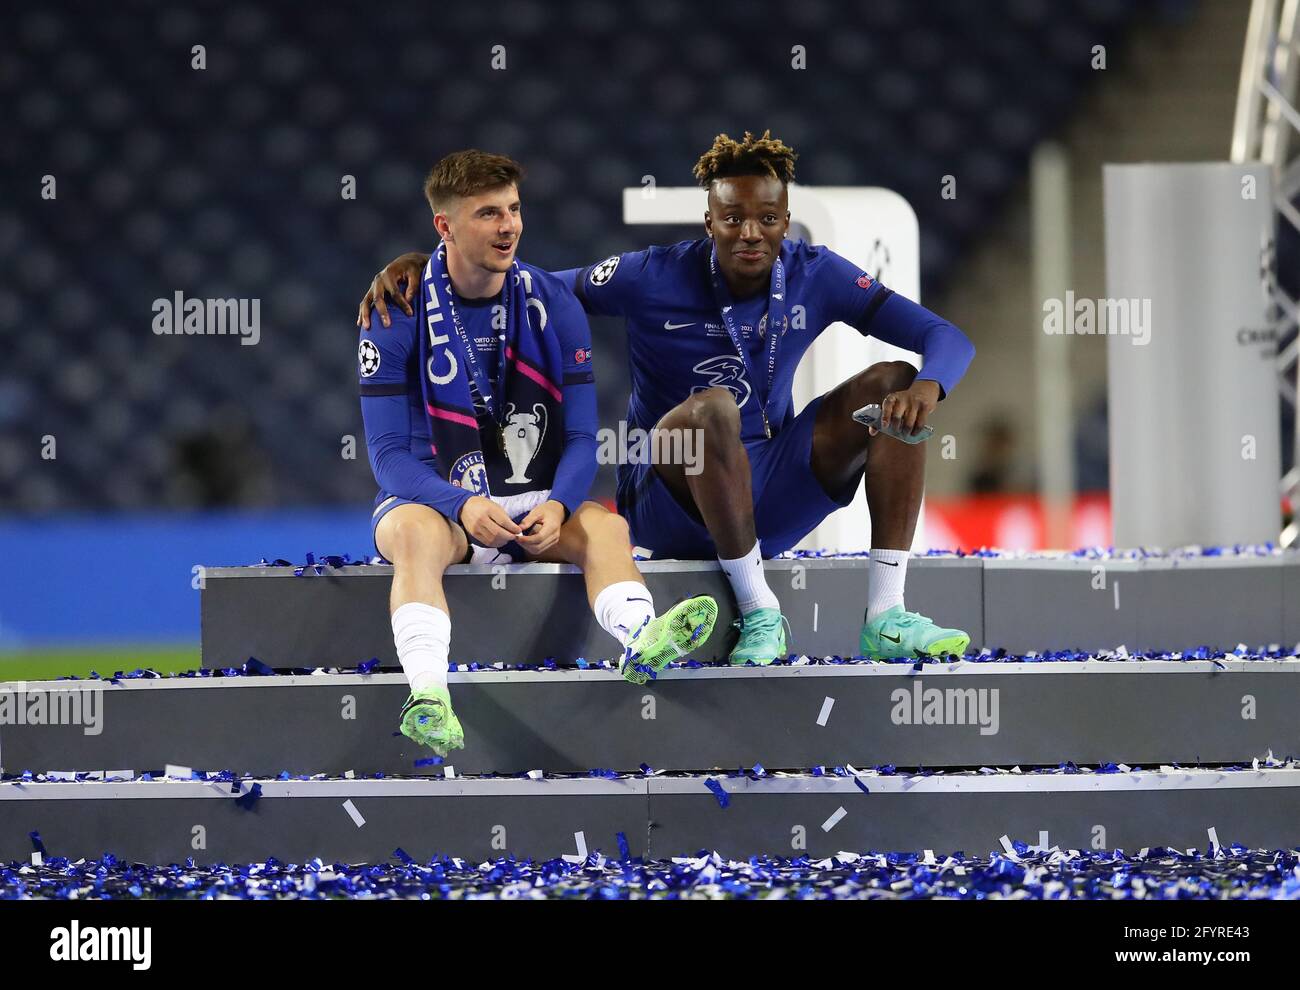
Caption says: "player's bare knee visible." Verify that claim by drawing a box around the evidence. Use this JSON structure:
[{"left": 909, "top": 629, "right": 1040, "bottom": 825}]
[
  {"left": 573, "top": 501, "right": 629, "bottom": 546},
  {"left": 685, "top": 387, "right": 742, "bottom": 442},
  {"left": 384, "top": 510, "right": 456, "bottom": 569},
  {"left": 877, "top": 360, "right": 918, "bottom": 395},
  {"left": 596, "top": 507, "right": 631, "bottom": 546}
]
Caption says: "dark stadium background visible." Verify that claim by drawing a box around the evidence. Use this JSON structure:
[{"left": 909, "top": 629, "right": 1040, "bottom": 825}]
[{"left": 2, "top": 0, "right": 1290, "bottom": 672}]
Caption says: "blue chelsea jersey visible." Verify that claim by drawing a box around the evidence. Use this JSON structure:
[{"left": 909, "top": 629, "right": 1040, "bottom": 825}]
[{"left": 572, "top": 238, "right": 890, "bottom": 443}]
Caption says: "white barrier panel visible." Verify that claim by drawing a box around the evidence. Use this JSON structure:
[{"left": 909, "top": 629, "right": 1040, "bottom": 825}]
[
  {"left": 622, "top": 186, "right": 925, "bottom": 552},
  {"left": 1103, "top": 163, "right": 1279, "bottom": 547}
]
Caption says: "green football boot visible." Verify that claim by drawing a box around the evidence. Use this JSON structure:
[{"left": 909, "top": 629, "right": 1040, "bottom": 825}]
[
  {"left": 860, "top": 604, "right": 970, "bottom": 660},
  {"left": 728, "top": 607, "right": 789, "bottom": 666},
  {"left": 620, "top": 595, "right": 719, "bottom": 685},
  {"left": 398, "top": 685, "right": 465, "bottom": 756}
]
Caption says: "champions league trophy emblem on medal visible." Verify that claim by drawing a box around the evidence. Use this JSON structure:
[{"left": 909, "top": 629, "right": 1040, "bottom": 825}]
[{"left": 503, "top": 403, "right": 547, "bottom": 483}]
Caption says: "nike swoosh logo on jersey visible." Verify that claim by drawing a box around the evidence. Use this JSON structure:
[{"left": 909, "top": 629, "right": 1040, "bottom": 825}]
[{"left": 663, "top": 321, "right": 694, "bottom": 330}]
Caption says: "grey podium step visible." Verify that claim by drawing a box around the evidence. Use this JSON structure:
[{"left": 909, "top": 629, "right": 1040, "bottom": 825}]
[
  {"left": 4, "top": 767, "right": 1299, "bottom": 865},
  {"left": 200, "top": 553, "right": 1300, "bottom": 668},
  {"left": 4, "top": 658, "right": 1297, "bottom": 777}
]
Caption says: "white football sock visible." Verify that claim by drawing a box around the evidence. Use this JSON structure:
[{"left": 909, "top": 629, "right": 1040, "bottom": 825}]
[
  {"left": 867, "top": 548, "right": 909, "bottom": 622},
  {"left": 593, "top": 580, "right": 656, "bottom": 647},
  {"left": 391, "top": 602, "right": 451, "bottom": 693},
  {"left": 718, "top": 541, "right": 779, "bottom": 615}
]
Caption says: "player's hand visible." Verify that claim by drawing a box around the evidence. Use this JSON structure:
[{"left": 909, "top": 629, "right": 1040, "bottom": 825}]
[
  {"left": 459, "top": 496, "right": 523, "bottom": 549},
  {"left": 516, "top": 500, "right": 566, "bottom": 556},
  {"left": 880, "top": 380, "right": 941, "bottom": 438},
  {"left": 357, "top": 252, "right": 429, "bottom": 329}
]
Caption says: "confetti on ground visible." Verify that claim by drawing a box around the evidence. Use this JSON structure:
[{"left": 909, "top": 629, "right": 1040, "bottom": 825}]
[{"left": 4, "top": 845, "right": 1300, "bottom": 900}]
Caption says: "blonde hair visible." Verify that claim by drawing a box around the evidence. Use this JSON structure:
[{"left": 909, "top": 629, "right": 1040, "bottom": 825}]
[{"left": 692, "top": 130, "right": 797, "bottom": 188}]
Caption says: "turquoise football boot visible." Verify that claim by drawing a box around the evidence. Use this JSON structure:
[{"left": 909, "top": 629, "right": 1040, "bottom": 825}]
[
  {"left": 860, "top": 604, "right": 970, "bottom": 659},
  {"left": 728, "top": 607, "right": 789, "bottom": 666}
]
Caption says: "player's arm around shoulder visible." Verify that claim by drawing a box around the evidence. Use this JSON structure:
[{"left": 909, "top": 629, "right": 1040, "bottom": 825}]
[
  {"left": 529, "top": 269, "right": 596, "bottom": 382},
  {"left": 357, "top": 302, "right": 419, "bottom": 394},
  {"left": 554, "top": 247, "right": 653, "bottom": 319}
]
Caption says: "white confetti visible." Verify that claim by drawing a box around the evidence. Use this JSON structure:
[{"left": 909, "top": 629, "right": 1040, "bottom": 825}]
[
  {"left": 821, "top": 806, "right": 848, "bottom": 832},
  {"left": 562, "top": 831, "right": 588, "bottom": 864},
  {"left": 342, "top": 799, "right": 365, "bottom": 828},
  {"left": 816, "top": 696, "right": 835, "bottom": 726},
  {"left": 165, "top": 764, "right": 192, "bottom": 780},
  {"left": 444, "top": 765, "right": 456, "bottom": 779}
]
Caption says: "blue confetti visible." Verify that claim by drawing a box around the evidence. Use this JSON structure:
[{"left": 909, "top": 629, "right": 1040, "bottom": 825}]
[
  {"left": 704, "top": 778, "right": 730, "bottom": 808},
  {"left": 4, "top": 842, "right": 1296, "bottom": 899},
  {"left": 616, "top": 832, "right": 630, "bottom": 859},
  {"left": 234, "top": 783, "right": 263, "bottom": 810}
]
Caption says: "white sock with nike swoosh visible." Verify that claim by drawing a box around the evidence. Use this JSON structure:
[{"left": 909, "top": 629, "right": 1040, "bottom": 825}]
[
  {"left": 392, "top": 602, "right": 451, "bottom": 693},
  {"left": 718, "top": 541, "right": 779, "bottom": 615},
  {"left": 867, "top": 548, "right": 908, "bottom": 622},
  {"left": 594, "top": 581, "right": 656, "bottom": 647}
]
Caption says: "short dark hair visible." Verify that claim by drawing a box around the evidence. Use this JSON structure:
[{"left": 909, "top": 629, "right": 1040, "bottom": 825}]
[
  {"left": 423, "top": 150, "right": 524, "bottom": 213},
  {"left": 693, "top": 130, "right": 797, "bottom": 188}
]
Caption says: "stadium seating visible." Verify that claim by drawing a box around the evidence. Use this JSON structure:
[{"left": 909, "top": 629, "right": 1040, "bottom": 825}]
[{"left": 0, "top": 0, "right": 1193, "bottom": 512}]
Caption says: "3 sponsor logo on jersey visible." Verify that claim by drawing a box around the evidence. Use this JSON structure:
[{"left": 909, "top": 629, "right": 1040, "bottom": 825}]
[{"left": 690, "top": 355, "right": 751, "bottom": 407}]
